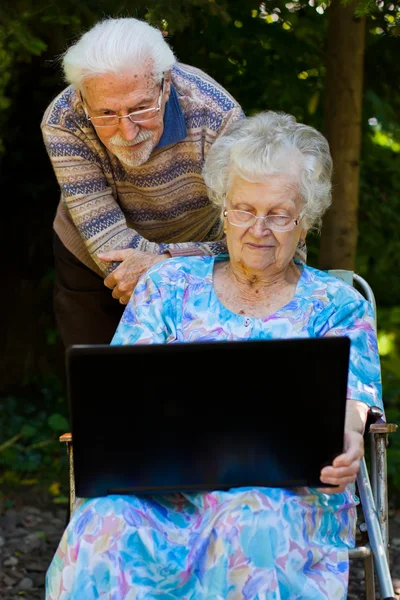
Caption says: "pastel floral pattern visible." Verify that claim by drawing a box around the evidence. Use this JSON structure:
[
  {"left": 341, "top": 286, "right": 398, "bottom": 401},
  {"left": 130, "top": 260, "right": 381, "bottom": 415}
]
[{"left": 113, "top": 256, "right": 382, "bottom": 410}]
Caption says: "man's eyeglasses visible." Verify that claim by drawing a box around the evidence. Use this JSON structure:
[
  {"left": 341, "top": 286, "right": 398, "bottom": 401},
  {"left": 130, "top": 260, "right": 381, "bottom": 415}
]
[
  {"left": 83, "top": 78, "right": 165, "bottom": 128},
  {"left": 223, "top": 209, "right": 303, "bottom": 232}
]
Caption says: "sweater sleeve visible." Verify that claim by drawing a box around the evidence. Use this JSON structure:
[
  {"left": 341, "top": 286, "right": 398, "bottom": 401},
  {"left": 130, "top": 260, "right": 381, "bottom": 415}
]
[
  {"left": 42, "top": 98, "right": 243, "bottom": 272},
  {"left": 41, "top": 117, "right": 157, "bottom": 275}
]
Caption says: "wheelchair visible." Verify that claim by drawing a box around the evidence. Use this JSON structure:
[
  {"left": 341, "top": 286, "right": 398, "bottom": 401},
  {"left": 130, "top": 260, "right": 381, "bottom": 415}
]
[{"left": 60, "top": 269, "right": 398, "bottom": 599}]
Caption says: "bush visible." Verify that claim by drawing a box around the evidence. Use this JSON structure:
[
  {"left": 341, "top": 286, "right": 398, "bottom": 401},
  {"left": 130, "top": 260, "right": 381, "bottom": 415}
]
[
  {"left": 0, "top": 377, "right": 69, "bottom": 498},
  {"left": 377, "top": 307, "right": 400, "bottom": 504}
]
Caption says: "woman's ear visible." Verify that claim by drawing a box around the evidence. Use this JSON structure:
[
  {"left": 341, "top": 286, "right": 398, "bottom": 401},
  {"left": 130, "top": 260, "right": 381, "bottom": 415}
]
[{"left": 299, "top": 228, "right": 307, "bottom": 244}]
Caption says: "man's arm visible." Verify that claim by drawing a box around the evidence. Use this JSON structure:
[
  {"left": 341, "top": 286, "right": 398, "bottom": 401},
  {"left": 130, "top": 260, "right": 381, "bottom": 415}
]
[
  {"left": 99, "top": 104, "right": 245, "bottom": 301},
  {"left": 41, "top": 113, "right": 154, "bottom": 276},
  {"left": 42, "top": 107, "right": 239, "bottom": 276}
]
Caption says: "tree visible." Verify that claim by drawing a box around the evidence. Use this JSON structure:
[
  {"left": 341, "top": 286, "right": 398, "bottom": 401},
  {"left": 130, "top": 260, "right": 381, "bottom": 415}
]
[
  {"left": 0, "top": 0, "right": 399, "bottom": 393},
  {"left": 319, "top": 0, "right": 366, "bottom": 270}
]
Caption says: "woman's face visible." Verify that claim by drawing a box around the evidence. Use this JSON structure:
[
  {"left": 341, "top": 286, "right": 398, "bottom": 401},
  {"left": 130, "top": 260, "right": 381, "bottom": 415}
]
[{"left": 225, "top": 174, "right": 305, "bottom": 276}]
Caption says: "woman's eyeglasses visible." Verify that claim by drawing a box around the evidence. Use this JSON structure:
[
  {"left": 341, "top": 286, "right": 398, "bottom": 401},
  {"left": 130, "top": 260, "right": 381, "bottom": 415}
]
[{"left": 223, "top": 209, "right": 303, "bottom": 232}]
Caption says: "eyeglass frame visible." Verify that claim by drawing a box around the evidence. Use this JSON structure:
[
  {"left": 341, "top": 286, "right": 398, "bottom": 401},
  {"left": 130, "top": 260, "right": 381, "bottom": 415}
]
[
  {"left": 223, "top": 208, "right": 304, "bottom": 232},
  {"left": 81, "top": 77, "right": 165, "bottom": 128}
]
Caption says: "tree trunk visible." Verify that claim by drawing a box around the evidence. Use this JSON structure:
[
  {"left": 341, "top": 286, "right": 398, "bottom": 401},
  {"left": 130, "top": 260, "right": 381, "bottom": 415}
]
[{"left": 319, "top": 0, "right": 366, "bottom": 270}]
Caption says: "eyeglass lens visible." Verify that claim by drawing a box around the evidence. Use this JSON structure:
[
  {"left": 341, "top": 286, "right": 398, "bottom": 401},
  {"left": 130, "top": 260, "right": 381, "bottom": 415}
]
[
  {"left": 225, "top": 210, "right": 296, "bottom": 231},
  {"left": 87, "top": 79, "right": 164, "bottom": 127}
]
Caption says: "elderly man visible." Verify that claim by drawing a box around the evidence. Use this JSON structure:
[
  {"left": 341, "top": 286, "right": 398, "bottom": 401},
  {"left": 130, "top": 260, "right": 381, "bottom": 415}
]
[{"left": 41, "top": 17, "right": 244, "bottom": 347}]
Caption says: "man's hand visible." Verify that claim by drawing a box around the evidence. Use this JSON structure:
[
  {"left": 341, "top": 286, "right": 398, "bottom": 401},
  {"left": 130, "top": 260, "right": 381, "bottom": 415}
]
[
  {"left": 98, "top": 249, "right": 168, "bottom": 305},
  {"left": 318, "top": 430, "right": 364, "bottom": 494}
]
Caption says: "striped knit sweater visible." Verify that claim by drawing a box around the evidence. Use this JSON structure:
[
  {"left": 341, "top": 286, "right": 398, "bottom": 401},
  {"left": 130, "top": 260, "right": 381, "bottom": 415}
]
[{"left": 41, "top": 63, "right": 244, "bottom": 276}]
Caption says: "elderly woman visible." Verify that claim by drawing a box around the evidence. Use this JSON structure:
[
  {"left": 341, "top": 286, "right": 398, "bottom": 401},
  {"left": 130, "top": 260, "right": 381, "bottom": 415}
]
[{"left": 46, "top": 111, "right": 382, "bottom": 600}]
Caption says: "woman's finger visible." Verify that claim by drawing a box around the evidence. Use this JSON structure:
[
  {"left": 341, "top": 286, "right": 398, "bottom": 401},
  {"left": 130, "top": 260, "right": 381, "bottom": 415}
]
[
  {"left": 320, "top": 471, "right": 358, "bottom": 486},
  {"left": 321, "top": 461, "right": 360, "bottom": 480},
  {"left": 321, "top": 472, "right": 357, "bottom": 484}
]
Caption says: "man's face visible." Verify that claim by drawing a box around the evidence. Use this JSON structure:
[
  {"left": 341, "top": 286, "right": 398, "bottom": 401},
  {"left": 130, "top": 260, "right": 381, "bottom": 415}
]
[{"left": 81, "top": 69, "right": 170, "bottom": 167}]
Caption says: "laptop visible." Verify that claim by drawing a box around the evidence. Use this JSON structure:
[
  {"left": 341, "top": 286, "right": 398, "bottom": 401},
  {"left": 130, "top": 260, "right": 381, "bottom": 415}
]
[{"left": 66, "top": 337, "right": 350, "bottom": 497}]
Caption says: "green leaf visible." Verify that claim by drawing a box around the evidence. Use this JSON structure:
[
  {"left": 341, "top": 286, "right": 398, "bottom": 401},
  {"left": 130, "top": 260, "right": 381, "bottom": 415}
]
[
  {"left": 47, "top": 414, "right": 69, "bottom": 431},
  {"left": 20, "top": 424, "right": 37, "bottom": 438}
]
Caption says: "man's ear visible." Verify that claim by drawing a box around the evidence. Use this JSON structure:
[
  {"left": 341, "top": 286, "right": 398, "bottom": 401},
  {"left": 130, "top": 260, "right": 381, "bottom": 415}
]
[{"left": 163, "top": 70, "right": 172, "bottom": 100}]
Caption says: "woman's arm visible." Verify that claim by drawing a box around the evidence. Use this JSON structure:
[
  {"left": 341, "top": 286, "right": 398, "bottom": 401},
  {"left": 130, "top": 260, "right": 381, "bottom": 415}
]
[
  {"left": 315, "top": 288, "right": 383, "bottom": 493},
  {"left": 345, "top": 398, "right": 370, "bottom": 435},
  {"left": 319, "top": 399, "right": 369, "bottom": 492}
]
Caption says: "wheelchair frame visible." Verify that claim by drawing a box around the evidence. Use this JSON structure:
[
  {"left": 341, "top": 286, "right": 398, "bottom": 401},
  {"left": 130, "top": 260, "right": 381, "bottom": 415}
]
[
  {"left": 328, "top": 270, "right": 397, "bottom": 599},
  {"left": 60, "top": 270, "right": 398, "bottom": 599}
]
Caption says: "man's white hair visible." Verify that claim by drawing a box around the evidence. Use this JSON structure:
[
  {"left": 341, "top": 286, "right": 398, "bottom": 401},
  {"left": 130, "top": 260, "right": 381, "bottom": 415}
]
[
  {"left": 203, "top": 111, "right": 333, "bottom": 231},
  {"left": 62, "top": 17, "right": 176, "bottom": 89}
]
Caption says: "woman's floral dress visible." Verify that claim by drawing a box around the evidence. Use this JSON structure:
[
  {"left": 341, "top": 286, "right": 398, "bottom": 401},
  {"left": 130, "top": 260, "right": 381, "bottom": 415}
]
[{"left": 46, "top": 256, "right": 382, "bottom": 600}]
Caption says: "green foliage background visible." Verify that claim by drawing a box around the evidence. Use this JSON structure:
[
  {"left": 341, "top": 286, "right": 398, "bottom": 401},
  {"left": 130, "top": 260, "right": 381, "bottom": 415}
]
[{"left": 0, "top": 0, "right": 399, "bottom": 504}]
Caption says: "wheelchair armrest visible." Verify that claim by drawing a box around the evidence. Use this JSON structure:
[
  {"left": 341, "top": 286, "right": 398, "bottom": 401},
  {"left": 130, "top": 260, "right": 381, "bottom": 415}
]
[
  {"left": 370, "top": 423, "right": 398, "bottom": 434},
  {"left": 365, "top": 406, "right": 398, "bottom": 434},
  {"left": 60, "top": 432, "right": 72, "bottom": 443}
]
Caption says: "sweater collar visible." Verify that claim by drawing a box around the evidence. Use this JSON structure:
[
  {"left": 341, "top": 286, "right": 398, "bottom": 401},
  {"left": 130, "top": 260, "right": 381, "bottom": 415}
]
[{"left": 154, "top": 85, "right": 187, "bottom": 150}]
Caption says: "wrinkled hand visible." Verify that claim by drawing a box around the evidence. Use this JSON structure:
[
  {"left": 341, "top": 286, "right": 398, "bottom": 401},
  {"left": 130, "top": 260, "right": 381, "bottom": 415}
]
[
  {"left": 99, "top": 249, "right": 168, "bottom": 305},
  {"left": 318, "top": 430, "right": 364, "bottom": 494}
]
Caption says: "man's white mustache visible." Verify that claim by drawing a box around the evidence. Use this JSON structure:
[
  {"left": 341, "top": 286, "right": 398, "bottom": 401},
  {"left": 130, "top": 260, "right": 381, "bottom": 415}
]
[{"left": 110, "top": 130, "right": 153, "bottom": 147}]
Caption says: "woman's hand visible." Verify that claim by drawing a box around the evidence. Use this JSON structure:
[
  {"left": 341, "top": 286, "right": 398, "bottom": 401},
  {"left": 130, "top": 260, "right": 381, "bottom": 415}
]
[{"left": 318, "top": 430, "right": 364, "bottom": 494}]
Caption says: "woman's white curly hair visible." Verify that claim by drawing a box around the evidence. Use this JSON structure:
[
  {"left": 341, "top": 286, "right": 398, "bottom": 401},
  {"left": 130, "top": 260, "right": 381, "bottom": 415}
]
[{"left": 203, "top": 111, "right": 333, "bottom": 231}]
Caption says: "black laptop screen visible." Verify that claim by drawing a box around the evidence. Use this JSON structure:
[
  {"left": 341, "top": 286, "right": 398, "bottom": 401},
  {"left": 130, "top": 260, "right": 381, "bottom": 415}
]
[{"left": 67, "top": 337, "right": 350, "bottom": 496}]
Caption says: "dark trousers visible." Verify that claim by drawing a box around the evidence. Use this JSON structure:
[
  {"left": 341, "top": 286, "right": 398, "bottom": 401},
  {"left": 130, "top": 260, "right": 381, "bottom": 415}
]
[{"left": 53, "top": 233, "right": 125, "bottom": 348}]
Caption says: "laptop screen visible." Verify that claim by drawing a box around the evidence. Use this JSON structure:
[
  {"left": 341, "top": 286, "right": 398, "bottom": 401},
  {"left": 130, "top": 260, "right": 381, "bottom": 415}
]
[{"left": 67, "top": 337, "right": 350, "bottom": 496}]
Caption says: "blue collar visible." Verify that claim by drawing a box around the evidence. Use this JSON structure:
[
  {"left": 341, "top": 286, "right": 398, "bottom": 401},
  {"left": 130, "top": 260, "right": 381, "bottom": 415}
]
[{"left": 154, "top": 85, "right": 187, "bottom": 150}]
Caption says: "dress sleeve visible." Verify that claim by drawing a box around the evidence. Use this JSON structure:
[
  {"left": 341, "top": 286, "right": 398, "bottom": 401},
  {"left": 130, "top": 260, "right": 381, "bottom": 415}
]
[
  {"left": 111, "top": 269, "right": 177, "bottom": 345},
  {"left": 317, "top": 299, "right": 383, "bottom": 410}
]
